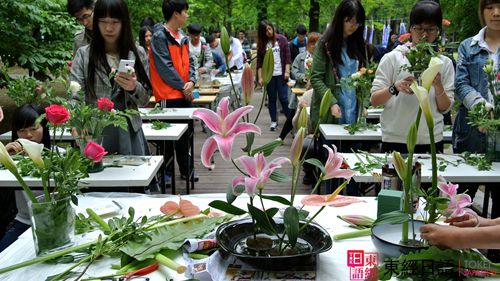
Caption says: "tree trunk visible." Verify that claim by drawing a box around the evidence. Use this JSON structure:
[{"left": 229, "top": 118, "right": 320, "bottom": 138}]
[
  {"left": 227, "top": 0, "right": 233, "bottom": 34},
  {"left": 257, "top": 0, "right": 268, "bottom": 23},
  {"left": 309, "top": 0, "right": 320, "bottom": 32}
]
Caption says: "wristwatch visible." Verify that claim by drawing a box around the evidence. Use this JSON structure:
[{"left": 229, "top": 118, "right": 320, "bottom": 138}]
[{"left": 389, "top": 83, "right": 399, "bottom": 96}]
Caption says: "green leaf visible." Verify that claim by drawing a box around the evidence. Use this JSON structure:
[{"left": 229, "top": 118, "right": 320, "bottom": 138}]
[
  {"left": 259, "top": 194, "right": 291, "bottom": 206},
  {"left": 261, "top": 48, "right": 274, "bottom": 85},
  {"left": 220, "top": 26, "right": 230, "bottom": 56},
  {"left": 120, "top": 215, "right": 231, "bottom": 260},
  {"left": 251, "top": 140, "right": 283, "bottom": 157},
  {"left": 269, "top": 170, "right": 291, "bottom": 182},
  {"left": 242, "top": 132, "right": 255, "bottom": 153},
  {"left": 304, "top": 158, "right": 325, "bottom": 173},
  {"left": 226, "top": 183, "right": 238, "bottom": 204},
  {"left": 209, "top": 200, "right": 247, "bottom": 216},
  {"left": 372, "top": 211, "right": 409, "bottom": 226},
  {"left": 298, "top": 209, "right": 310, "bottom": 221},
  {"left": 247, "top": 204, "right": 276, "bottom": 235},
  {"left": 265, "top": 207, "right": 279, "bottom": 219},
  {"left": 283, "top": 207, "right": 299, "bottom": 248}
]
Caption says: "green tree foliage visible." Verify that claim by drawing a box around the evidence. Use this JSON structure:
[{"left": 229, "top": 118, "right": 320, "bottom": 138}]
[
  {"left": 0, "top": 0, "right": 77, "bottom": 79},
  {"left": 441, "top": 0, "right": 481, "bottom": 42}
]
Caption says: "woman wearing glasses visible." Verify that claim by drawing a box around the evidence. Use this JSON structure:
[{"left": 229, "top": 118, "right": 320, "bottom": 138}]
[
  {"left": 310, "top": 0, "right": 367, "bottom": 130},
  {"left": 370, "top": 0, "right": 454, "bottom": 154}
]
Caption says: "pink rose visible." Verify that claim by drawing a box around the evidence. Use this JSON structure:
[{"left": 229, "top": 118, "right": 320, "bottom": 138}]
[
  {"left": 84, "top": 141, "right": 108, "bottom": 163},
  {"left": 97, "top": 97, "right": 114, "bottom": 111},
  {"left": 201, "top": 45, "right": 207, "bottom": 49},
  {"left": 45, "top": 104, "right": 70, "bottom": 125}
]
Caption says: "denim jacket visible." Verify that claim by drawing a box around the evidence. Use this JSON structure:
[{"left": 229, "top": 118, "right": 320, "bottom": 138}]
[{"left": 453, "top": 35, "right": 493, "bottom": 153}]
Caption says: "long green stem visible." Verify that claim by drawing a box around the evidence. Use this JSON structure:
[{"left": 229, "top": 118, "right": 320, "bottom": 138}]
[
  {"left": 231, "top": 158, "right": 247, "bottom": 176},
  {"left": 145, "top": 214, "right": 207, "bottom": 231},
  {"left": 427, "top": 125, "right": 438, "bottom": 223},
  {"left": 86, "top": 208, "right": 110, "bottom": 232},
  {"left": 45, "top": 127, "right": 57, "bottom": 200},
  {"left": 258, "top": 190, "right": 280, "bottom": 238},
  {"left": 249, "top": 197, "right": 257, "bottom": 240},
  {"left": 333, "top": 228, "right": 371, "bottom": 240},
  {"left": 290, "top": 165, "right": 298, "bottom": 205},
  {"left": 227, "top": 70, "right": 241, "bottom": 108},
  {"left": 0, "top": 241, "right": 96, "bottom": 274},
  {"left": 51, "top": 254, "right": 92, "bottom": 281},
  {"left": 155, "top": 253, "right": 186, "bottom": 274},
  {"left": 402, "top": 109, "right": 422, "bottom": 244},
  {"left": 299, "top": 206, "right": 325, "bottom": 233},
  {"left": 253, "top": 87, "right": 267, "bottom": 124},
  {"left": 310, "top": 174, "right": 324, "bottom": 195},
  {"left": 12, "top": 171, "right": 38, "bottom": 203}
]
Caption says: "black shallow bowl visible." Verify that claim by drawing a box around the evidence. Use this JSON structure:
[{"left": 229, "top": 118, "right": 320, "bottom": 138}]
[
  {"left": 371, "top": 220, "right": 428, "bottom": 258},
  {"left": 216, "top": 218, "right": 332, "bottom": 270}
]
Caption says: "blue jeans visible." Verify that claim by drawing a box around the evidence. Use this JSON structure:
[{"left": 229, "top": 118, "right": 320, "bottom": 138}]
[
  {"left": 266, "top": 76, "right": 290, "bottom": 122},
  {"left": 0, "top": 220, "right": 30, "bottom": 253}
]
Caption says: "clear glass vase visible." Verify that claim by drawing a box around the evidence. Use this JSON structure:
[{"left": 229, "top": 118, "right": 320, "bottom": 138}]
[
  {"left": 357, "top": 102, "right": 367, "bottom": 128},
  {"left": 486, "top": 131, "right": 500, "bottom": 162},
  {"left": 28, "top": 195, "right": 75, "bottom": 256}
]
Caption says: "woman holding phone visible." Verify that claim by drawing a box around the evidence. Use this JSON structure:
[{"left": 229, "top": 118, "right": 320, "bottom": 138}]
[{"left": 70, "top": 0, "right": 152, "bottom": 155}]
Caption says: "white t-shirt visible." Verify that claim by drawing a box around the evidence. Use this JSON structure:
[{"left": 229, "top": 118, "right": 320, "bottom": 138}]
[
  {"left": 229, "top": 38, "right": 245, "bottom": 70},
  {"left": 370, "top": 44, "right": 455, "bottom": 144},
  {"left": 267, "top": 41, "right": 282, "bottom": 77},
  {"left": 189, "top": 41, "right": 202, "bottom": 60}
]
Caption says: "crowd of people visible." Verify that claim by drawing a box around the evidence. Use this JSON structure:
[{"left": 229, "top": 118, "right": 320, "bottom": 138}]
[{"left": 1, "top": 0, "right": 500, "bottom": 254}]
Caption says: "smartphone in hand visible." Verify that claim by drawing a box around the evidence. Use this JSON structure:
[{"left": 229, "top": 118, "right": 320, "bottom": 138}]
[{"left": 117, "top": 59, "right": 135, "bottom": 73}]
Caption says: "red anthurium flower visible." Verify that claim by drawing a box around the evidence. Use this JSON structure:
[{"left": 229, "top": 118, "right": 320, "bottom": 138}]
[{"left": 160, "top": 196, "right": 200, "bottom": 217}]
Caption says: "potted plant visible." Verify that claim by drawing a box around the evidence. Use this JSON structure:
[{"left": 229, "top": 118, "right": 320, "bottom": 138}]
[
  {"left": 370, "top": 41, "right": 476, "bottom": 257},
  {"left": 0, "top": 103, "right": 95, "bottom": 255},
  {"left": 66, "top": 81, "right": 135, "bottom": 172},
  {"left": 191, "top": 29, "right": 357, "bottom": 269}
]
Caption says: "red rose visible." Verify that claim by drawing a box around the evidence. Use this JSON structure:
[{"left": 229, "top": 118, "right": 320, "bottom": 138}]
[
  {"left": 45, "top": 104, "right": 70, "bottom": 125},
  {"left": 84, "top": 141, "right": 108, "bottom": 163},
  {"left": 497, "top": 72, "right": 500, "bottom": 81},
  {"left": 97, "top": 97, "right": 114, "bottom": 111}
]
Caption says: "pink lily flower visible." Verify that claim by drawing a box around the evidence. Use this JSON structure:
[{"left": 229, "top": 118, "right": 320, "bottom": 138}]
[
  {"left": 232, "top": 153, "right": 290, "bottom": 196},
  {"left": 192, "top": 97, "right": 261, "bottom": 168},
  {"left": 437, "top": 177, "right": 459, "bottom": 198},
  {"left": 442, "top": 194, "right": 473, "bottom": 217},
  {"left": 322, "top": 144, "right": 356, "bottom": 180}
]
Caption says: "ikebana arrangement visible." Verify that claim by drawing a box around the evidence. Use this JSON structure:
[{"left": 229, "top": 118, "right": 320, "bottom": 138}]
[{"left": 188, "top": 26, "right": 362, "bottom": 268}]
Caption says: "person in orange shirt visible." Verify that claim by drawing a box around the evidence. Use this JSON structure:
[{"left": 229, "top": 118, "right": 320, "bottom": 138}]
[{"left": 149, "top": 0, "right": 198, "bottom": 183}]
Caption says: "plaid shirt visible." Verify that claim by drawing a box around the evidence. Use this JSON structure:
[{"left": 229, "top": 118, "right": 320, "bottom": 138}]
[
  {"left": 70, "top": 45, "right": 151, "bottom": 132},
  {"left": 257, "top": 34, "right": 291, "bottom": 81}
]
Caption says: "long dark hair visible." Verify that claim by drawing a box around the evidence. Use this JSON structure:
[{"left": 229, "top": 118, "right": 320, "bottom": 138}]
[
  {"left": 322, "top": 0, "right": 366, "bottom": 70},
  {"left": 139, "top": 25, "right": 152, "bottom": 50},
  {"left": 257, "top": 20, "right": 275, "bottom": 56},
  {"left": 88, "top": 0, "right": 151, "bottom": 99},
  {"left": 11, "top": 104, "right": 50, "bottom": 149}
]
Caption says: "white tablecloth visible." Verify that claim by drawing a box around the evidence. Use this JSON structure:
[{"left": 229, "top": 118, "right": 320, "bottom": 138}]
[{"left": 0, "top": 193, "right": 379, "bottom": 281}]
